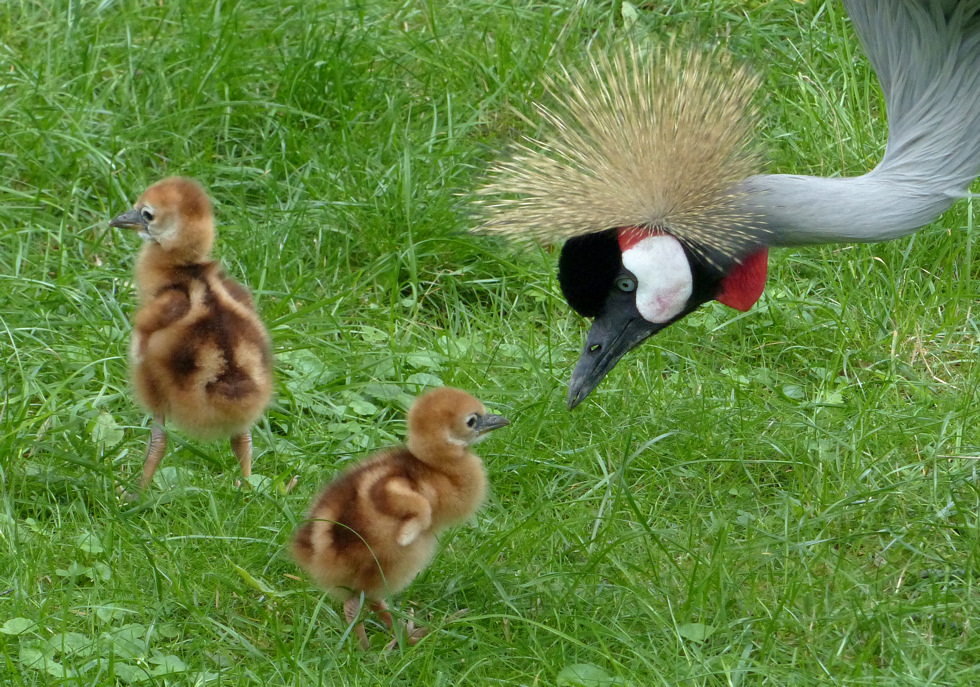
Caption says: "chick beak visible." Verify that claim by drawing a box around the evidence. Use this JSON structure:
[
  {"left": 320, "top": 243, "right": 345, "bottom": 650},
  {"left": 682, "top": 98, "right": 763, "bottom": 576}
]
[
  {"left": 108, "top": 208, "right": 147, "bottom": 231},
  {"left": 474, "top": 413, "right": 510, "bottom": 434},
  {"left": 566, "top": 300, "right": 662, "bottom": 410}
]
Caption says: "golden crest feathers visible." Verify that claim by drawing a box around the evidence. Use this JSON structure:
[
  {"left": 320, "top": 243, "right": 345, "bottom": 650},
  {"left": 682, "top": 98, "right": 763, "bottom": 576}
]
[{"left": 473, "top": 43, "right": 769, "bottom": 257}]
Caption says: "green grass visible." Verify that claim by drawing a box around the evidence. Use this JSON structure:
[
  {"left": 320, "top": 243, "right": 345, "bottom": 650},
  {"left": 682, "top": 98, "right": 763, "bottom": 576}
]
[{"left": 2, "top": 0, "right": 980, "bottom": 684}]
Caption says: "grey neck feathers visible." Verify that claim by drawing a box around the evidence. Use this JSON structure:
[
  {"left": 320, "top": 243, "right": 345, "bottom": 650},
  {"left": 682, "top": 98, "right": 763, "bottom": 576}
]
[{"left": 740, "top": 0, "right": 980, "bottom": 246}]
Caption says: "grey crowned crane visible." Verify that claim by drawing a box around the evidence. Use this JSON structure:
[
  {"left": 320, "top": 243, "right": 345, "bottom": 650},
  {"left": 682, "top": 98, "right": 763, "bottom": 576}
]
[{"left": 475, "top": 0, "right": 980, "bottom": 409}]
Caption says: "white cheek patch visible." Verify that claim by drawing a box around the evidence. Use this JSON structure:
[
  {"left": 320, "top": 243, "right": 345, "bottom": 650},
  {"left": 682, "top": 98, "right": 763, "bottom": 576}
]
[
  {"left": 150, "top": 217, "right": 179, "bottom": 246},
  {"left": 621, "top": 235, "right": 693, "bottom": 323},
  {"left": 446, "top": 432, "right": 467, "bottom": 447}
]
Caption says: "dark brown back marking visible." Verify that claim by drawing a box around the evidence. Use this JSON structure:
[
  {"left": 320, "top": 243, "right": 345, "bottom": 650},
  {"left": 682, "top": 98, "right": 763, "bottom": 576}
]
[
  {"left": 321, "top": 449, "right": 426, "bottom": 556},
  {"left": 292, "top": 522, "right": 314, "bottom": 563},
  {"left": 161, "top": 263, "right": 267, "bottom": 397}
]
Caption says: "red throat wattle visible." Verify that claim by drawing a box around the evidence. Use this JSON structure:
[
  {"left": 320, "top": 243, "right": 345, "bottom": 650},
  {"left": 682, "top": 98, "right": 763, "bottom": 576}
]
[
  {"left": 616, "top": 227, "right": 767, "bottom": 312},
  {"left": 715, "top": 248, "right": 768, "bottom": 311}
]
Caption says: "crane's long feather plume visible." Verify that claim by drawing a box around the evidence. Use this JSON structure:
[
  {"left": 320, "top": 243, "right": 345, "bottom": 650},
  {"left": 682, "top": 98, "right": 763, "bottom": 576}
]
[{"left": 473, "top": 44, "right": 768, "bottom": 257}]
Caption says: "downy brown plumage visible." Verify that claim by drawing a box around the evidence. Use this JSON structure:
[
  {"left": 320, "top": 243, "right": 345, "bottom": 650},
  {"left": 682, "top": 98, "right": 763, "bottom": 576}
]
[
  {"left": 292, "top": 387, "right": 509, "bottom": 649},
  {"left": 109, "top": 177, "right": 273, "bottom": 491}
]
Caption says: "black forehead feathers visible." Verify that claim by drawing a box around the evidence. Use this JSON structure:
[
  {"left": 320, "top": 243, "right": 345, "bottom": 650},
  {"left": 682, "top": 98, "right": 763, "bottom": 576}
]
[{"left": 557, "top": 230, "right": 621, "bottom": 317}]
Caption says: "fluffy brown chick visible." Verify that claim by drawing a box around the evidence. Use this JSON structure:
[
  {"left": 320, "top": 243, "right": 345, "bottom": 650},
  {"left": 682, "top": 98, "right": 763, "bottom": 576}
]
[
  {"left": 109, "top": 177, "right": 273, "bottom": 491},
  {"left": 292, "top": 387, "right": 509, "bottom": 649}
]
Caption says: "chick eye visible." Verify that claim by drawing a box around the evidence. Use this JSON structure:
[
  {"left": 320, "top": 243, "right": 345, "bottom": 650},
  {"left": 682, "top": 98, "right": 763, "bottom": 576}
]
[
  {"left": 615, "top": 276, "right": 636, "bottom": 293},
  {"left": 141, "top": 208, "right": 155, "bottom": 222},
  {"left": 466, "top": 414, "right": 478, "bottom": 428}
]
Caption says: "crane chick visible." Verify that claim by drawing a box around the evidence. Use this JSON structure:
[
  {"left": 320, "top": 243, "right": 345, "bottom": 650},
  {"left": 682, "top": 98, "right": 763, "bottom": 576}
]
[
  {"left": 109, "top": 177, "right": 273, "bottom": 492},
  {"left": 292, "top": 387, "right": 509, "bottom": 649}
]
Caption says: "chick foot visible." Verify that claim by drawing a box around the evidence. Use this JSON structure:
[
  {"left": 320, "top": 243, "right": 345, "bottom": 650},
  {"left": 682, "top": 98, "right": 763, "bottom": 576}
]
[{"left": 384, "top": 606, "right": 429, "bottom": 651}]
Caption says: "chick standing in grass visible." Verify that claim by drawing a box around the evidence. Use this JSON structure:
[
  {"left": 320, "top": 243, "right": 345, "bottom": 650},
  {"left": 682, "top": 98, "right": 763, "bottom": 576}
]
[
  {"left": 109, "top": 177, "right": 273, "bottom": 491},
  {"left": 292, "top": 387, "right": 509, "bottom": 649}
]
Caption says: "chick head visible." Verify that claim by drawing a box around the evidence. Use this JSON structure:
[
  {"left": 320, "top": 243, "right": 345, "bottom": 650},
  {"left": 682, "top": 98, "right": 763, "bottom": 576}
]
[
  {"left": 406, "top": 387, "right": 509, "bottom": 462},
  {"left": 110, "top": 177, "right": 214, "bottom": 263}
]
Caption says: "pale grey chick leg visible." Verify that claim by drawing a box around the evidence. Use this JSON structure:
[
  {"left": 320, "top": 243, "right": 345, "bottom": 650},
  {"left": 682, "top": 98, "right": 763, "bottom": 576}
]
[
  {"left": 231, "top": 431, "right": 252, "bottom": 485},
  {"left": 139, "top": 415, "right": 168, "bottom": 489},
  {"left": 344, "top": 596, "right": 371, "bottom": 650}
]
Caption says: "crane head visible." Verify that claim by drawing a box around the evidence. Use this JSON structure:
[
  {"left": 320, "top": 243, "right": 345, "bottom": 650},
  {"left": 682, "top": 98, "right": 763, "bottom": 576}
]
[
  {"left": 560, "top": 228, "right": 767, "bottom": 409},
  {"left": 472, "top": 43, "right": 768, "bottom": 409}
]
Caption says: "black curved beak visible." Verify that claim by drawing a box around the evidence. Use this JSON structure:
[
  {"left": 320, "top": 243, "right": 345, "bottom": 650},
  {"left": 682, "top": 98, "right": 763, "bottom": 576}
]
[
  {"left": 474, "top": 413, "right": 510, "bottom": 434},
  {"left": 566, "top": 299, "right": 662, "bottom": 410},
  {"left": 108, "top": 208, "right": 147, "bottom": 230}
]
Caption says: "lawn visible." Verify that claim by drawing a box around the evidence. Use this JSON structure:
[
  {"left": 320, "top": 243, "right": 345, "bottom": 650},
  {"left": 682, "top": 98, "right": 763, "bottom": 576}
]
[{"left": 1, "top": 0, "right": 979, "bottom": 684}]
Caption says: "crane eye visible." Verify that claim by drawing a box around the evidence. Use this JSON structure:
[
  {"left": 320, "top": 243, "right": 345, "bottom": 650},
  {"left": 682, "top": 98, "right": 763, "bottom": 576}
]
[
  {"left": 615, "top": 276, "right": 636, "bottom": 293},
  {"left": 141, "top": 208, "right": 155, "bottom": 222},
  {"left": 466, "top": 414, "right": 478, "bottom": 428}
]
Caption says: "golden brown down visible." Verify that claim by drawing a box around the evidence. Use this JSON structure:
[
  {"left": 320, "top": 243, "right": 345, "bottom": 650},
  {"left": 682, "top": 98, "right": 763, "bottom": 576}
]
[
  {"left": 292, "top": 387, "right": 509, "bottom": 648},
  {"left": 109, "top": 177, "right": 273, "bottom": 490}
]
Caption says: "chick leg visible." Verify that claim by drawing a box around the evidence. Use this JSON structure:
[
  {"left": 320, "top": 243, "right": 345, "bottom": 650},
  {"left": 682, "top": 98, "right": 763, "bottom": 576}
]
[
  {"left": 343, "top": 596, "right": 371, "bottom": 650},
  {"left": 371, "top": 600, "right": 394, "bottom": 630},
  {"left": 230, "top": 431, "right": 252, "bottom": 481},
  {"left": 139, "top": 415, "right": 168, "bottom": 489}
]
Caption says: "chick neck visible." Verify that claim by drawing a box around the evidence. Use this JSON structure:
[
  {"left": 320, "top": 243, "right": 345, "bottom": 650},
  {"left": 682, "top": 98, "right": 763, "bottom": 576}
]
[
  {"left": 133, "top": 227, "right": 215, "bottom": 301},
  {"left": 406, "top": 432, "right": 480, "bottom": 476},
  {"left": 406, "top": 429, "right": 486, "bottom": 526}
]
